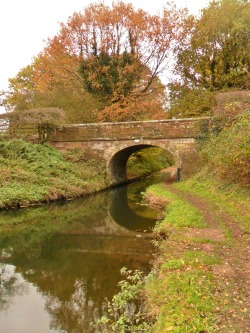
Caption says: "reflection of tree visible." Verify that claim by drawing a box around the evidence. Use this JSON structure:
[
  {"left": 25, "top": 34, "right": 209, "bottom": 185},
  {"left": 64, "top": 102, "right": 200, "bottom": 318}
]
[
  {"left": 0, "top": 180, "right": 156, "bottom": 332},
  {"left": 45, "top": 278, "right": 104, "bottom": 333},
  {"left": 0, "top": 264, "right": 28, "bottom": 311},
  {"left": 0, "top": 191, "right": 109, "bottom": 264}
]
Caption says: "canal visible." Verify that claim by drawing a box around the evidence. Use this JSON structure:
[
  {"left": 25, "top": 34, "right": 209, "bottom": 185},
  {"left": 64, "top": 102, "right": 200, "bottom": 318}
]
[{"left": 0, "top": 177, "right": 163, "bottom": 333}]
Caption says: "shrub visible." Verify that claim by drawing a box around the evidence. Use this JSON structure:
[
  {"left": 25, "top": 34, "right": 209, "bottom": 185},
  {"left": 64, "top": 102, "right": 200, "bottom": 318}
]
[{"left": 200, "top": 111, "right": 250, "bottom": 188}]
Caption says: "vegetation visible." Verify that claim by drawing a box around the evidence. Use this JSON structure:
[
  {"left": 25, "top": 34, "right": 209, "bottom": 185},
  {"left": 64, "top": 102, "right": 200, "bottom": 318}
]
[
  {"left": 95, "top": 268, "right": 152, "bottom": 332},
  {"left": 146, "top": 185, "right": 206, "bottom": 233},
  {"left": 127, "top": 147, "right": 174, "bottom": 179},
  {"left": 0, "top": 139, "right": 107, "bottom": 209},
  {"left": 175, "top": 0, "right": 249, "bottom": 90},
  {"left": 197, "top": 90, "right": 250, "bottom": 189},
  {"left": 144, "top": 187, "right": 218, "bottom": 332},
  {"left": 1, "top": 1, "right": 189, "bottom": 122},
  {"left": 0, "top": 107, "right": 66, "bottom": 143},
  {"left": 0, "top": 0, "right": 249, "bottom": 332},
  {"left": 169, "top": 0, "right": 250, "bottom": 118},
  {"left": 146, "top": 267, "right": 217, "bottom": 333},
  {"left": 1, "top": 1, "right": 249, "bottom": 121},
  {"left": 168, "top": 87, "right": 215, "bottom": 118},
  {"left": 176, "top": 173, "right": 250, "bottom": 233},
  {"left": 200, "top": 111, "right": 250, "bottom": 188},
  {"left": 1, "top": 63, "right": 102, "bottom": 123}
]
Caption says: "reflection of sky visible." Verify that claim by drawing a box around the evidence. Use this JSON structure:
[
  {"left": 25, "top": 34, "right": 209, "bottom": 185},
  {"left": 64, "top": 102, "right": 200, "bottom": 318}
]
[{"left": 0, "top": 264, "right": 60, "bottom": 333}]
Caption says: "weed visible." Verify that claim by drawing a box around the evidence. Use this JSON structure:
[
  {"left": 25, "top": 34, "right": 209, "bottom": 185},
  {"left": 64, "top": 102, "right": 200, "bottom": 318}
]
[{"left": 94, "top": 267, "right": 153, "bottom": 332}]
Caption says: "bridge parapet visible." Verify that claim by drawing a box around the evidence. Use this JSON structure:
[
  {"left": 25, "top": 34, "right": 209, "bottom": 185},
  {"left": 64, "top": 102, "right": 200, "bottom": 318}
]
[{"left": 48, "top": 117, "right": 212, "bottom": 142}]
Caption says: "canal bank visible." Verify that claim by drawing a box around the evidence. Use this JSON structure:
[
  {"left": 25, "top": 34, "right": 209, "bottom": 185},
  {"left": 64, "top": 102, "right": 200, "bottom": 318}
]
[{"left": 141, "top": 175, "right": 249, "bottom": 333}]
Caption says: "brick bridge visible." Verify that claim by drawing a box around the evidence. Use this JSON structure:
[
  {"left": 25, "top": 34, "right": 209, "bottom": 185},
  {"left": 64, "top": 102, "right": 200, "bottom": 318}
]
[{"left": 48, "top": 118, "right": 210, "bottom": 185}]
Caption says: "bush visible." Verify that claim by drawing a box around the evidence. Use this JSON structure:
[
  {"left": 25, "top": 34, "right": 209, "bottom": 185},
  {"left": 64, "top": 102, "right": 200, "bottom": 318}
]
[
  {"left": 200, "top": 111, "right": 250, "bottom": 188},
  {"left": 94, "top": 268, "right": 152, "bottom": 332}
]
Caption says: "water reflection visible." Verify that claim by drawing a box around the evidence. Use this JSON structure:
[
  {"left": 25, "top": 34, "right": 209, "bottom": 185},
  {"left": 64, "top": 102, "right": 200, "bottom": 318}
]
[
  {"left": 0, "top": 264, "right": 59, "bottom": 333},
  {"left": 110, "top": 179, "right": 162, "bottom": 232},
  {"left": 0, "top": 178, "right": 161, "bottom": 333}
]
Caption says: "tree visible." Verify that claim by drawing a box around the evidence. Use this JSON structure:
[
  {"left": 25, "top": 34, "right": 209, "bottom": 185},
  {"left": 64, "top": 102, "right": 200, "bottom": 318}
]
[
  {"left": 34, "top": 1, "right": 187, "bottom": 121},
  {"left": 3, "top": 1, "right": 188, "bottom": 122},
  {"left": 173, "top": 0, "right": 250, "bottom": 91},
  {"left": 2, "top": 59, "right": 101, "bottom": 123},
  {"left": 168, "top": 0, "right": 250, "bottom": 118},
  {"left": 168, "top": 84, "right": 214, "bottom": 118},
  {"left": 2, "top": 65, "right": 37, "bottom": 112}
]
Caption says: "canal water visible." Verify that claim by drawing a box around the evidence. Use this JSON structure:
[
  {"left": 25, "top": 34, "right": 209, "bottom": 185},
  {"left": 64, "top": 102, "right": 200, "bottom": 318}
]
[{"left": 0, "top": 178, "right": 163, "bottom": 333}]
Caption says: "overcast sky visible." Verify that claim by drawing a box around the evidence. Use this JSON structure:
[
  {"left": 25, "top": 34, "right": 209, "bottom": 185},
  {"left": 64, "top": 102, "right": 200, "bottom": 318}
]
[{"left": 0, "top": 0, "right": 209, "bottom": 108}]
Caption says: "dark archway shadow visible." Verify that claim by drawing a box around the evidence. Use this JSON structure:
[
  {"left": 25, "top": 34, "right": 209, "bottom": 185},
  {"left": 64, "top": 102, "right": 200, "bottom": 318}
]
[
  {"left": 108, "top": 144, "right": 156, "bottom": 184},
  {"left": 108, "top": 178, "right": 163, "bottom": 232}
]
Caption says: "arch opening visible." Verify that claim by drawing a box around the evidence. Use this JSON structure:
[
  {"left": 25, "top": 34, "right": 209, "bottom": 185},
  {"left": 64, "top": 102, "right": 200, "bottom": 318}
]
[{"left": 108, "top": 144, "right": 175, "bottom": 185}]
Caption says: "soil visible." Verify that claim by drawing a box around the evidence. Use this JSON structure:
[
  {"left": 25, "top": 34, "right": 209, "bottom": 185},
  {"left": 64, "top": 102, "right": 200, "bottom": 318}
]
[{"left": 168, "top": 185, "right": 250, "bottom": 333}]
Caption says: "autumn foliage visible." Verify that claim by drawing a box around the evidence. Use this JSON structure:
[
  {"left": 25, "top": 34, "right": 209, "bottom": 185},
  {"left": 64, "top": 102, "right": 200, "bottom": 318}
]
[
  {"left": 32, "top": 1, "right": 187, "bottom": 121},
  {"left": 3, "top": 0, "right": 249, "bottom": 123}
]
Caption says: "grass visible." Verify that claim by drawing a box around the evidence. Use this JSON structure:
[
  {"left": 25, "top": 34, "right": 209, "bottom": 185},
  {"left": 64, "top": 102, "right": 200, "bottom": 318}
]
[
  {"left": 0, "top": 139, "right": 107, "bottom": 209},
  {"left": 175, "top": 170, "right": 250, "bottom": 233},
  {"left": 146, "top": 269, "right": 217, "bottom": 333},
  {"left": 133, "top": 183, "right": 218, "bottom": 332},
  {"left": 140, "top": 170, "right": 249, "bottom": 333},
  {"left": 161, "top": 250, "right": 220, "bottom": 271},
  {"left": 145, "top": 184, "right": 206, "bottom": 236},
  {"left": 139, "top": 179, "right": 247, "bottom": 333}
]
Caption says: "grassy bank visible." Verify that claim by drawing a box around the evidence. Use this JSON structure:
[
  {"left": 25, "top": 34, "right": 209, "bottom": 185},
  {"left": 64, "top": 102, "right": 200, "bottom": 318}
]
[
  {"left": 0, "top": 139, "right": 108, "bottom": 209},
  {"left": 176, "top": 171, "right": 250, "bottom": 233},
  {"left": 144, "top": 175, "right": 249, "bottom": 332},
  {"left": 143, "top": 183, "right": 219, "bottom": 333}
]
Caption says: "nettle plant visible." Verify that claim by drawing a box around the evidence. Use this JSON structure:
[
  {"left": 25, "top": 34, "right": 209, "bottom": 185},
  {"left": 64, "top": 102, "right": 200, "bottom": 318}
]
[{"left": 94, "top": 267, "right": 153, "bottom": 332}]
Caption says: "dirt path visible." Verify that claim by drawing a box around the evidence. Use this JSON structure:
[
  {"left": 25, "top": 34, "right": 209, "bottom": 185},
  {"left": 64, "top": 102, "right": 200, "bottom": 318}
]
[{"left": 169, "top": 185, "right": 250, "bottom": 333}]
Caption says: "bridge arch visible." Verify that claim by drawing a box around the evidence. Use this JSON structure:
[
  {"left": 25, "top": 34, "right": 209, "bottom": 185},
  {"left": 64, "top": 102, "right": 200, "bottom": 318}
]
[{"left": 108, "top": 143, "right": 177, "bottom": 185}]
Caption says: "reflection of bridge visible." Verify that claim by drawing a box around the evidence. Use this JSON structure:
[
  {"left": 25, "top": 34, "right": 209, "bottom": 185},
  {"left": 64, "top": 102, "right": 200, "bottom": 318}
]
[{"left": 48, "top": 118, "right": 211, "bottom": 185}]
